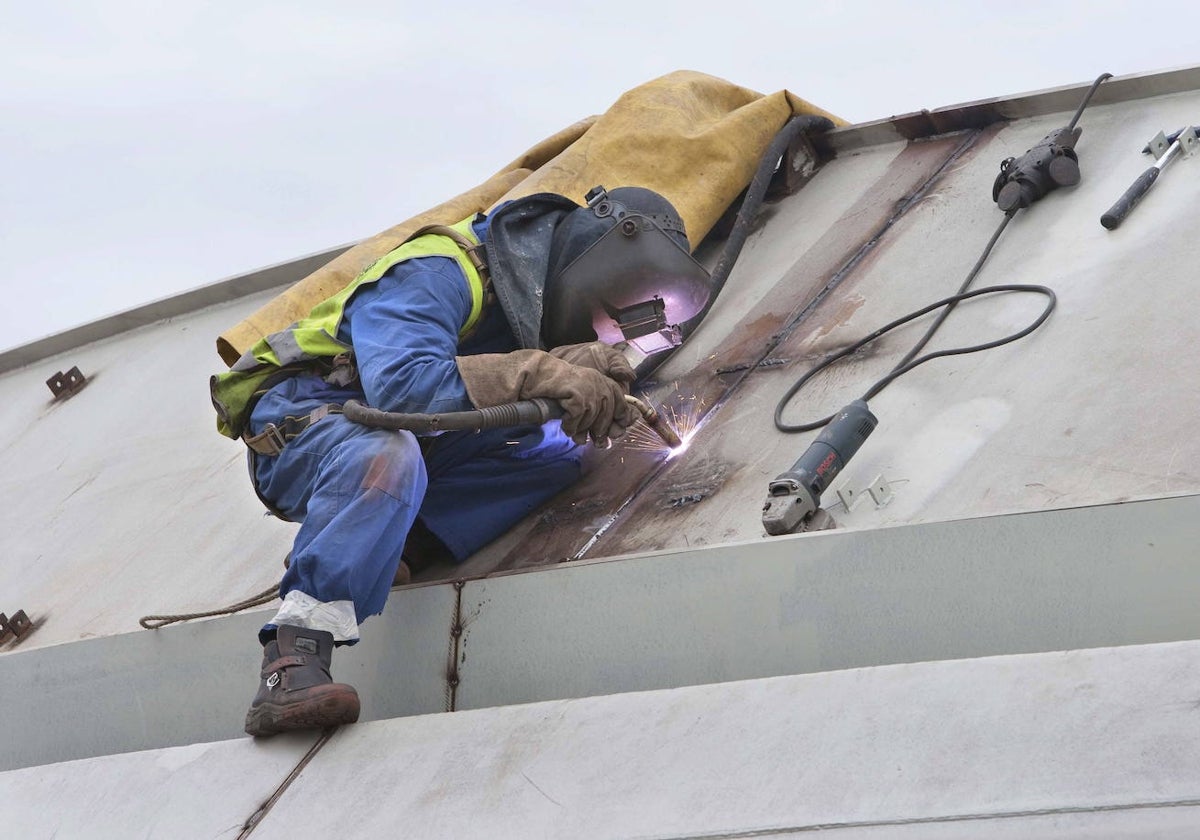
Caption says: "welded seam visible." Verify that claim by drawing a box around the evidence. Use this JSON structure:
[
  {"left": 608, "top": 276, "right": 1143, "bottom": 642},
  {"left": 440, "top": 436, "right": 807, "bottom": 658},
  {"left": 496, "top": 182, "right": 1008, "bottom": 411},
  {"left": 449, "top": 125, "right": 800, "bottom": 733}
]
[
  {"left": 445, "top": 580, "right": 464, "bottom": 711},
  {"left": 572, "top": 130, "right": 983, "bottom": 562},
  {"left": 236, "top": 728, "right": 337, "bottom": 838},
  {"left": 654, "top": 796, "right": 1200, "bottom": 839},
  {"left": 572, "top": 485, "right": 652, "bottom": 560}
]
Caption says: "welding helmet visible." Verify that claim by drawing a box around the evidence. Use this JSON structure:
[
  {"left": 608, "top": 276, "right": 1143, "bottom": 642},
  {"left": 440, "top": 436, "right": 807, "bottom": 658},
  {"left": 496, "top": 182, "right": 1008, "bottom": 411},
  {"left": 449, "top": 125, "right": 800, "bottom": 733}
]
[{"left": 541, "top": 186, "right": 712, "bottom": 357}]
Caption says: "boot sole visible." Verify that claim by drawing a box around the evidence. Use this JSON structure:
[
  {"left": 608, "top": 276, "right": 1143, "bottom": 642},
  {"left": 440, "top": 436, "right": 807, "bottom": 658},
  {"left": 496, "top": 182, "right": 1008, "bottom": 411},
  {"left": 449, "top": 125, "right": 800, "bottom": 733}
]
[{"left": 245, "top": 684, "right": 361, "bottom": 737}]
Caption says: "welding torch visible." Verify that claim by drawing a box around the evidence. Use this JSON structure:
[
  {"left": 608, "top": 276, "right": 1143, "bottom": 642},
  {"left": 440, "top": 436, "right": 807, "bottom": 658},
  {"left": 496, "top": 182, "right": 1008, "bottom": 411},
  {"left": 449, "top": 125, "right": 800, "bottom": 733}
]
[{"left": 344, "top": 393, "right": 681, "bottom": 448}]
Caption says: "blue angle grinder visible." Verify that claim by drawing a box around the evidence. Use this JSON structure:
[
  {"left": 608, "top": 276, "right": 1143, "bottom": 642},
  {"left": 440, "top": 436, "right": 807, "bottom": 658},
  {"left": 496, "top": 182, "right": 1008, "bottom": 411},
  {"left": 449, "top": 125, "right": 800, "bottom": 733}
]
[{"left": 761, "top": 400, "right": 877, "bottom": 535}]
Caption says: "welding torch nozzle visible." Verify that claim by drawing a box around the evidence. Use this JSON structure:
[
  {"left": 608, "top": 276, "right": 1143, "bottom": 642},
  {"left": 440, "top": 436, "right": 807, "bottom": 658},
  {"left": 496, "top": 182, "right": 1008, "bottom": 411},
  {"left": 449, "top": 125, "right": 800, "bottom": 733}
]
[{"left": 623, "top": 395, "right": 683, "bottom": 448}]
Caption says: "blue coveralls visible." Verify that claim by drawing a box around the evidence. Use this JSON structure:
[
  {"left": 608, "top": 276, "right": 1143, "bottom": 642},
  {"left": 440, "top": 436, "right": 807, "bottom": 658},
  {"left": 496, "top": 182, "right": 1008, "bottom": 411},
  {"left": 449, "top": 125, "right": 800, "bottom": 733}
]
[{"left": 247, "top": 217, "right": 582, "bottom": 643}]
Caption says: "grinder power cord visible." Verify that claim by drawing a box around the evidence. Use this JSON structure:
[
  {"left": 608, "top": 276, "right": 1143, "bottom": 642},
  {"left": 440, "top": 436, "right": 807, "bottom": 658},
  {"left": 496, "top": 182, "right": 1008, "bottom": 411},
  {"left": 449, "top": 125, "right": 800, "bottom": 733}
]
[{"left": 763, "top": 73, "right": 1111, "bottom": 536}]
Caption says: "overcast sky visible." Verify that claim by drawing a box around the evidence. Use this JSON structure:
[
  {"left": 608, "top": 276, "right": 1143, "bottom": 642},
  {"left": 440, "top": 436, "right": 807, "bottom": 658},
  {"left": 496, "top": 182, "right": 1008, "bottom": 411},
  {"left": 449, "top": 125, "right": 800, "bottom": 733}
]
[{"left": 2, "top": 1, "right": 1198, "bottom": 353}]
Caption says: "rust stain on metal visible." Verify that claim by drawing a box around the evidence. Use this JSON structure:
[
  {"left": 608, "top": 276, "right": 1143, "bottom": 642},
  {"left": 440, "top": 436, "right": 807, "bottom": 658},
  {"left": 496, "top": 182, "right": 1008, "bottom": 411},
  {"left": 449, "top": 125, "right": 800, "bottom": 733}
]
[
  {"left": 585, "top": 134, "right": 1000, "bottom": 560},
  {"left": 715, "top": 357, "right": 789, "bottom": 376},
  {"left": 803, "top": 292, "right": 867, "bottom": 347},
  {"left": 482, "top": 443, "right": 666, "bottom": 573}
]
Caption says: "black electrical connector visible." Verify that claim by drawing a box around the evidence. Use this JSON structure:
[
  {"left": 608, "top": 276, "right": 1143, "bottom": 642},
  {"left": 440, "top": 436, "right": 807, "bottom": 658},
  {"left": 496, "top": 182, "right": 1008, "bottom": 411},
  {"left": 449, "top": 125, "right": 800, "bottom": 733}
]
[{"left": 991, "top": 73, "right": 1111, "bottom": 212}]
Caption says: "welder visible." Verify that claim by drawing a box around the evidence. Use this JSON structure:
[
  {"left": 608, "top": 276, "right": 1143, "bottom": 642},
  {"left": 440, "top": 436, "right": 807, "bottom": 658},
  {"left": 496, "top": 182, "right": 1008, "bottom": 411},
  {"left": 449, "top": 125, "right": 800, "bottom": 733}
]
[{"left": 210, "top": 186, "right": 709, "bottom": 737}]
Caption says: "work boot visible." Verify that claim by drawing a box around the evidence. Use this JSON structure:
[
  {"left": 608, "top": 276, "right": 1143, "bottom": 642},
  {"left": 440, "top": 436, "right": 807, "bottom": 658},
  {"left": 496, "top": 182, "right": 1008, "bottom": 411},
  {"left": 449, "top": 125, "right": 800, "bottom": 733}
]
[{"left": 244, "top": 624, "right": 360, "bottom": 737}]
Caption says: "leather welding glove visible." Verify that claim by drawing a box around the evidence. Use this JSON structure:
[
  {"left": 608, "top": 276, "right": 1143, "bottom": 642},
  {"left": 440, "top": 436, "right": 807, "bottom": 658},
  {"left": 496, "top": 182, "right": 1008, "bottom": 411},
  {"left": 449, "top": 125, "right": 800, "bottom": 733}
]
[
  {"left": 457, "top": 350, "right": 637, "bottom": 446},
  {"left": 548, "top": 341, "right": 636, "bottom": 390}
]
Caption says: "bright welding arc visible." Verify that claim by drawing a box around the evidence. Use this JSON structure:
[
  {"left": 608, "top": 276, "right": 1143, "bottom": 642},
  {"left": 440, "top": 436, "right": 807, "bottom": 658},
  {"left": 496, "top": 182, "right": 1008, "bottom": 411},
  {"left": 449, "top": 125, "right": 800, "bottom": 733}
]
[{"left": 622, "top": 391, "right": 707, "bottom": 458}]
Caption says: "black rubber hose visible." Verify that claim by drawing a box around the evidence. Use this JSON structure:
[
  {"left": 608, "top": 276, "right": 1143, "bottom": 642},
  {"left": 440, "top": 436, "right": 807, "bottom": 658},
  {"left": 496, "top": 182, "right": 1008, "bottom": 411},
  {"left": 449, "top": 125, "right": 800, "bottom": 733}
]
[
  {"left": 343, "top": 394, "right": 678, "bottom": 445},
  {"left": 343, "top": 398, "right": 560, "bottom": 433},
  {"left": 679, "top": 114, "right": 835, "bottom": 340}
]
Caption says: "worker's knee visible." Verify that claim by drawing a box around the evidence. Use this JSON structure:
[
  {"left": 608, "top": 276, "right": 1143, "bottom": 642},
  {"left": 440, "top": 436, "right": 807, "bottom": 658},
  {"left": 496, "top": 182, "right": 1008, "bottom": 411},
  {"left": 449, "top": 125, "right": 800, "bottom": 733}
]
[
  {"left": 336, "top": 429, "right": 427, "bottom": 502},
  {"left": 362, "top": 430, "right": 424, "bottom": 495}
]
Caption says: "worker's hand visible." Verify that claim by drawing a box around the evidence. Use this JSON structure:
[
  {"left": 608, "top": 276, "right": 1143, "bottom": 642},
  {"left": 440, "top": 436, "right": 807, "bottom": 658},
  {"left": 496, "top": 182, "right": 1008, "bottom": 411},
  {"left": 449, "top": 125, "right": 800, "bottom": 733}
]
[
  {"left": 555, "top": 368, "right": 636, "bottom": 446},
  {"left": 548, "top": 342, "right": 636, "bottom": 391},
  {"left": 457, "top": 350, "right": 637, "bottom": 446}
]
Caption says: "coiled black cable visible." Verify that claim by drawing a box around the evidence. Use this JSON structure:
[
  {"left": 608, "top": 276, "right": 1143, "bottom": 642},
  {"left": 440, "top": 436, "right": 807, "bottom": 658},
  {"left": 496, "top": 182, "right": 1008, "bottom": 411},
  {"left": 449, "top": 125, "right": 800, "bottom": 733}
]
[{"left": 774, "top": 211, "right": 1057, "bottom": 432}]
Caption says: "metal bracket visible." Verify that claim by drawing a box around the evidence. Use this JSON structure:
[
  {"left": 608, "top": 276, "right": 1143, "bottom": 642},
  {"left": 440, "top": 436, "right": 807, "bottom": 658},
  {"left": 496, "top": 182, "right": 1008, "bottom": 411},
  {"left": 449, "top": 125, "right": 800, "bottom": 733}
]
[
  {"left": 46, "top": 366, "right": 87, "bottom": 400},
  {"left": 1181, "top": 127, "right": 1198, "bottom": 157},
  {"left": 1147, "top": 127, "right": 1198, "bottom": 159},
  {"left": 835, "top": 474, "right": 894, "bottom": 512},
  {"left": 0, "top": 610, "right": 34, "bottom": 646},
  {"left": 1148, "top": 131, "right": 1170, "bottom": 158}
]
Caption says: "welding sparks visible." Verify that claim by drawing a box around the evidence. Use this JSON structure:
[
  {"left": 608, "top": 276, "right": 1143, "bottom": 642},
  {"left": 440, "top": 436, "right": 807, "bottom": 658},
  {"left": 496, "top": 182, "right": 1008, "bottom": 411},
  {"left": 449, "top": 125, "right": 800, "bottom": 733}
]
[{"left": 621, "top": 392, "right": 707, "bottom": 459}]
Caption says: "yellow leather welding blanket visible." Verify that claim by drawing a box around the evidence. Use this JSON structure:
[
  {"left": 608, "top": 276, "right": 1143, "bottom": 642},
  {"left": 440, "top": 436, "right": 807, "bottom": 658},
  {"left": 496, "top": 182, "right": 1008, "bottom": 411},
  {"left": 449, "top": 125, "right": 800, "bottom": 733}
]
[{"left": 216, "top": 70, "right": 842, "bottom": 365}]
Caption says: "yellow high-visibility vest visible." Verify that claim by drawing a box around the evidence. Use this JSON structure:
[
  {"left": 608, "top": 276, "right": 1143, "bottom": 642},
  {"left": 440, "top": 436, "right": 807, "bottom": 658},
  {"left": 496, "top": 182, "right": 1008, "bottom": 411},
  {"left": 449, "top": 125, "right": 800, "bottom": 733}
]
[{"left": 210, "top": 216, "right": 487, "bottom": 440}]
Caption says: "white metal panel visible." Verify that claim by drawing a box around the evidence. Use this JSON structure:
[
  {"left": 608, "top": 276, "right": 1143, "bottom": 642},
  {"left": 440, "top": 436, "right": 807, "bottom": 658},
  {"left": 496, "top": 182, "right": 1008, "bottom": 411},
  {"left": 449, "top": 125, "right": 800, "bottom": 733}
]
[
  {"left": 655, "top": 138, "right": 909, "bottom": 378},
  {"left": 3, "top": 65, "right": 1200, "bottom": 838},
  {"left": 0, "top": 245, "right": 348, "bottom": 372},
  {"left": 0, "top": 579, "right": 457, "bottom": 772},
  {"left": 7, "top": 495, "right": 1196, "bottom": 774},
  {"left": 0, "top": 734, "right": 316, "bottom": 839},
  {"left": 0, "top": 289, "right": 297, "bottom": 653},
  {"left": 10, "top": 641, "right": 1199, "bottom": 839},
  {"left": 4, "top": 79, "right": 1199, "bottom": 652},
  {"left": 455, "top": 494, "right": 1200, "bottom": 710},
  {"left": 249, "top": 641, "right": 1200, "bottom": 840},
  {"left": 745, "top": 808, "right": 1200, "bottom": 838}
]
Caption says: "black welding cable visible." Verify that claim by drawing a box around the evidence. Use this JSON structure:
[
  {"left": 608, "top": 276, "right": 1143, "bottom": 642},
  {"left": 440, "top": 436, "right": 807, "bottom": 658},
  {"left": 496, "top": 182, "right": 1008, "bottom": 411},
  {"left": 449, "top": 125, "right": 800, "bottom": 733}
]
[
  {"left": 774, "top": 209, "right": 1059, "bottom": 432},
  {"left": 1067, "top": 72, "right": 1113, "bottom": 132},
  {"left": 774, "top": 283, "right": 1056, "bottom": 433},
  {"left": 679, "top": 114, "right": 835, "bottom": 341},
  {"left": 887, "top": 211, "right": 1015, "bottom": 375}
]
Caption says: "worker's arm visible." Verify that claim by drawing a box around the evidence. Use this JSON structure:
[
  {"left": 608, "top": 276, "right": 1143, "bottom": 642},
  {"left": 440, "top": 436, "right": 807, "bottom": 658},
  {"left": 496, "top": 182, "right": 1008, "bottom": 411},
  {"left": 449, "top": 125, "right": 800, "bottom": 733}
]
[
  {"left": 457, "top": 351, "right": 636, "bottom": 445},
  {"left": 346, "top": 256, "right": 634, "bottom": 443},
  {"left": 342, "top": 257, "right": 476, "bottom": 415}
]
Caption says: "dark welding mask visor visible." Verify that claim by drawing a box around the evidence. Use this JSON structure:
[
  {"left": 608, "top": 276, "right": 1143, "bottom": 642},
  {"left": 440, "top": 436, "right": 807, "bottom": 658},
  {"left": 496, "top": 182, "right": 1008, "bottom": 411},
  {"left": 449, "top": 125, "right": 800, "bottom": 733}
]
[{"left": 542, "top": 214, "right": 712, "bottom": 357}]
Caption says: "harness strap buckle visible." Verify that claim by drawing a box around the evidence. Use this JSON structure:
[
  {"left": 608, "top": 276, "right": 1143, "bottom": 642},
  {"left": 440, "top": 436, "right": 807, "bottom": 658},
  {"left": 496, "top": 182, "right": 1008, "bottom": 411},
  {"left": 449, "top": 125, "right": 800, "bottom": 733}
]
[
  {"left": 408, "top": 223, "right": 490, "bottom": 288},
  {"left": 242, "top": 404, "right": 343, "bottom": 456},
  {"left": 247, "top": 422, "right": 289, "bottom": 457}
]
